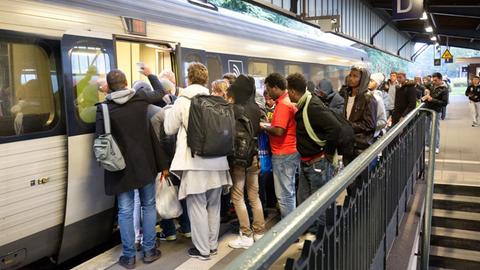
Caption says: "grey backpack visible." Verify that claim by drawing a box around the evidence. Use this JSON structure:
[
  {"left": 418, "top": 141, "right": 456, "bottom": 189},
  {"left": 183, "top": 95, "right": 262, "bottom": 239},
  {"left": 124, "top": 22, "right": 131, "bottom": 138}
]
[{"left": 93, "top": 103, "right": 126, "bottom": 172}]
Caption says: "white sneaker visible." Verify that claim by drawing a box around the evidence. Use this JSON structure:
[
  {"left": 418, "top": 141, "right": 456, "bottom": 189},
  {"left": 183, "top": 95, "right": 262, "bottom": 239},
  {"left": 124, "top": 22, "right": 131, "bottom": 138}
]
[
  {"left": 253, "top": 233, "right": 264, "bottom": 242},
  {"left": 228, "top": 233, "right": 254, "bottom": 249},
  {"left": 435, "top": 148, "right": 440, "bottom": 154},
  {"left": 297, "top": 233, "right": 316, "bottom": 250}
]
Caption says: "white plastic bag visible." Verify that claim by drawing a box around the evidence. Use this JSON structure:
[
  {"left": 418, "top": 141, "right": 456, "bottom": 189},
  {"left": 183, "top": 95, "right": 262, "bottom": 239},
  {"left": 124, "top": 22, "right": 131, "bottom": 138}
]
[{"left": 155, "top": 175, "right": 183, "bottom": 219}]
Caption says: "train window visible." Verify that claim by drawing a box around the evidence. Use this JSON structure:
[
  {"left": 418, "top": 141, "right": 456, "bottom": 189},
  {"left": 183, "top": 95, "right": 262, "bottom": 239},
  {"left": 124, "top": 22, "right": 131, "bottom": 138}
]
[
  {"left": 0, "top": 41, "right": 59, "bottom": 137},
  {"left": 284, "top": 64, "right": 303, "bottom": 76},
  {"left": 207, "top": 56, "right": 222, "bottom": 86},
  {"left": 70, "top": 42, "right": 111, "bottom": 124},
  {"left": 310, "top": 65, "right": 327, "bottom": 86},
  {"left": 183, "top": 52, "right": 202, "bottom": 86},
  {"left": 248, "top": 60, "right": 274, "bottom": 95}
]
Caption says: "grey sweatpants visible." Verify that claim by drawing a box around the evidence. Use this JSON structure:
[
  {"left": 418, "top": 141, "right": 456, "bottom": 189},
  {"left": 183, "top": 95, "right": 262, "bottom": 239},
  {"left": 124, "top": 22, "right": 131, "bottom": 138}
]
[{"left": 186, "top": 187, "right": 222, "bottom": 256}]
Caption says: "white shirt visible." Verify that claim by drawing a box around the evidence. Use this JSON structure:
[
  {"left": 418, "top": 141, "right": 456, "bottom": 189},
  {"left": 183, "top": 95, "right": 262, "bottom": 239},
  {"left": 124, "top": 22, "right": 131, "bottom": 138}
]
[{"left": 346, "top": 95, "right": 356, "bottom": 120}]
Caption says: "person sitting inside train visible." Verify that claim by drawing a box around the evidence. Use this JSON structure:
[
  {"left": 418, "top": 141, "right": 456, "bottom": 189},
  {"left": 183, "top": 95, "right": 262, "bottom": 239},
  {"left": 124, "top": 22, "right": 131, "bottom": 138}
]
[{"left": 95, "top": 69, "right": 166, "bottom": 269}]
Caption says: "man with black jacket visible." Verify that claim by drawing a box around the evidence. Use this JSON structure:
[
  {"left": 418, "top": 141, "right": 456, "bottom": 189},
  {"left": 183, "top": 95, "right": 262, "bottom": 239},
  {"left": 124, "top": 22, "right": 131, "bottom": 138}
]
[
  {"left": 422, "top": 72, "right": 449, "bottom": 154},
  {"left": 341, "top": 67, "right": 377, "bottom": 159},
  {"left": 465, "top": 75, "right": 480, "bottom": 127},
  {"left": 287, "top": 73, "right": 341, "bottom": 236},
  {"left": 392, "top": 72, "right": 417, "bottom": 125}
]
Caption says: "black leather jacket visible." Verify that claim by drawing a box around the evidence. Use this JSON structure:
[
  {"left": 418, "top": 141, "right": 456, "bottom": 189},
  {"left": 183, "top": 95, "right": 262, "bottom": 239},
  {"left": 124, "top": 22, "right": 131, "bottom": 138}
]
[{"left": 425, "top": 83, "right": 449, "bottom": 112}]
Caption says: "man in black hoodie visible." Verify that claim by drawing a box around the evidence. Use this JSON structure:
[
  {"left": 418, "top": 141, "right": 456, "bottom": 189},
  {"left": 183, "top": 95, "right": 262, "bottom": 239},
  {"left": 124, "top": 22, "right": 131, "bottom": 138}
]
[
  {"left": 287, "top": 73, "right": 341, "bottom": 235},
  {"left": 422, "top": 72, "right": 449, "bottom": 154},
  {"left": 341, "top": 67, "right": 377, "bottom": 158},
  {"left": 226, "top": 74, "right": 265, "bottom": 249},
  {"left": 392, "top": 71, "right": 417, "bottom": 125},
  {"left": 465, "top": 75, "right": 480, "bottom": 127}
]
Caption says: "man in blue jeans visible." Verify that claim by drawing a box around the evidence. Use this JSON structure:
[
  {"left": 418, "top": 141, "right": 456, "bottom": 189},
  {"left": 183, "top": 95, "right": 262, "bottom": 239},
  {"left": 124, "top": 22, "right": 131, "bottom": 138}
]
[
  {"left": 286, "top": 73, "right": 341, "bottom": 242},
  {"left": 262, "top": 73, "right": 300, "bottom": 218},
  {"left": 96, "top": 70, "right": 164, "bottom": 269}
]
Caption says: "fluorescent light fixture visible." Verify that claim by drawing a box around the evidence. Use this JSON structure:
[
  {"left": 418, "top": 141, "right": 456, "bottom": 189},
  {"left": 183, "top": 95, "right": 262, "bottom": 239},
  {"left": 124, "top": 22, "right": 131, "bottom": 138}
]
[
  {"left": 430, "top": 36, "right": 437, "bottom": 41},
  {"left": 420, "top": 12, "right": 428, "bottom": 20},
  {"left": 425, "top": 26, "right": 433, "bottom": 32}
]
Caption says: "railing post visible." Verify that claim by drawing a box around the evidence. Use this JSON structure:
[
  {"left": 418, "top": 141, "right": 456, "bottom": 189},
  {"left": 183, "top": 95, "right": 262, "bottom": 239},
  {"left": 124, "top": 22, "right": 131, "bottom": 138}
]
[{"left": 420, "top": 109, "right": 438, "bottom": 270}]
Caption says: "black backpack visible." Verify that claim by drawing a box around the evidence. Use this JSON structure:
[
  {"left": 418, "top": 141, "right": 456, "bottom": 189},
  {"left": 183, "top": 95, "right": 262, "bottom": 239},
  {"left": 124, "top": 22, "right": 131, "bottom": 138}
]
[
  {"left": 186, "top": 95, "right": 235, "bottom": 157},
  {"left": 233, "top": 112, "right": 257, "bottom": 168}
]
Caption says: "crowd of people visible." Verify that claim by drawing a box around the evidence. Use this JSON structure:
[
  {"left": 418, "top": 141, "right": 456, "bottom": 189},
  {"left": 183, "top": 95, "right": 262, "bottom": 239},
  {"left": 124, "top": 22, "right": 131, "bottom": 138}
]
[{"left": 95, "top": 62, "right": 452, "bottom": 269}]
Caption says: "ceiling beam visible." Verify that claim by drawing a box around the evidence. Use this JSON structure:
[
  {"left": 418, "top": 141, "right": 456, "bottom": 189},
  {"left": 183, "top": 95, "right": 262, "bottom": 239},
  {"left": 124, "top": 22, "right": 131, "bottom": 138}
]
[
  {"left": 413, "top": 37, "right": 480, "bottom": 50},
  {"left": 428, "top": 6, "right": 480, "bottom": 18},
  {"left": 402, "top": 28, "right": 480, "bottom": 40}
]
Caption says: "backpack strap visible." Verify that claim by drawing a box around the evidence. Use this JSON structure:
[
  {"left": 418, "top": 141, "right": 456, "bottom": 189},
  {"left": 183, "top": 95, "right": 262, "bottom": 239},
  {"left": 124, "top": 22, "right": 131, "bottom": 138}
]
[
  {"left": 101, "top": 103, "right": 111, "bottom": 135},
  {"left": 302, "top": 95, "right": 326, "bottom": 147}
]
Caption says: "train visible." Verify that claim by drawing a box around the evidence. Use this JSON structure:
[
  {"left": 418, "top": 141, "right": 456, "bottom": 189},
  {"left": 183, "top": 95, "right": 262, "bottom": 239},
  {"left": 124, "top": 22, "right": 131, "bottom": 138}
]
[{"left": 0, "top": 0, "right": 368, "bottom": 269}]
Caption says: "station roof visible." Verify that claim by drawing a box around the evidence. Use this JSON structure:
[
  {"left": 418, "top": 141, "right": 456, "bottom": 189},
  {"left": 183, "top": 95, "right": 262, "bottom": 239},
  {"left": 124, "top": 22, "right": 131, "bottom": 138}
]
[{"left": 369, "top": 0, "right": 480, "bottom": 50}]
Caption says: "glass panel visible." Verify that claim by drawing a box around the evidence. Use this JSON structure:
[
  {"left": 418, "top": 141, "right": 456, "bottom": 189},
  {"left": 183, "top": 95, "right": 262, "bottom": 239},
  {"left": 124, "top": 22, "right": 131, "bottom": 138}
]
[
  {"left": 71, "top": 41, "right": 111, "bottom": 124},
  {"left": 284, "top": 64, "right": 303, "bottom": 76},
  {"left": 207, "top": 56, "right": 222, "bottom": 86},
  {"left": 183, "top": 53, "right": 202, "bottom": 86},
  {"left": 0, "top": 41, "right": 59, "bottom": 137},
  {"left": 248, "top": 60, "right": 274, "bottom": 95}
]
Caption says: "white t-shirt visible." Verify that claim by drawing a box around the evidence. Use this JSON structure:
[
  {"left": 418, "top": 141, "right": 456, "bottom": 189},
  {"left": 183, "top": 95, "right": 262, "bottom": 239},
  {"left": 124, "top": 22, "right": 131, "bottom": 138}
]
[{"left": 346, "top": 95, "right": 356, "bottom": 120}]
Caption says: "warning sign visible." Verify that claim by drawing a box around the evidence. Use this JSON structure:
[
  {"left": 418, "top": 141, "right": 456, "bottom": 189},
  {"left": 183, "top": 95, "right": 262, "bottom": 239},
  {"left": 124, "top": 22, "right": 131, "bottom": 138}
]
[{"left": 441, "top": 49, "right": 453, "bottom": 60}]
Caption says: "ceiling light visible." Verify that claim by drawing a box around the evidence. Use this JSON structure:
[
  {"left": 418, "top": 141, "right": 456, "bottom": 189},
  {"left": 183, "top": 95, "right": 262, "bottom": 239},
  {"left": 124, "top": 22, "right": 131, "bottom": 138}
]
[
  {"left": 430, "top": 36, "right": 437, "bottom": 41},
  {"left": 425, "top": 26, "right": 433, "bottom": 32},
  {"left": 420, "top": 12, "right": 428, "bottom": 20}
]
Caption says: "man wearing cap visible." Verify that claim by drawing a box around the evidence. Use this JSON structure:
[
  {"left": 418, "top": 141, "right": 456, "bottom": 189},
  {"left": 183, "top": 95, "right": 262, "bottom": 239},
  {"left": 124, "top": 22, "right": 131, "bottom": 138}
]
[
  {"left": 368, "top": 73, "right": 387, "bottom": 138},
  {"left": 465, "top": 75, "right": 480, "bottom": 127},
  {"left": 391, "top": 71, "right": 417, "bottom": 126}
]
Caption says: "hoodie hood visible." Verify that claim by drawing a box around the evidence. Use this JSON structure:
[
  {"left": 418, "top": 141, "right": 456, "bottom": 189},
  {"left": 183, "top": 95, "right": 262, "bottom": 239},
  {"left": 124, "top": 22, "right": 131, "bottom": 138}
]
[
  {"left": 227, "top": 74, "right": 256, "bottom": 104},
  {"left": 106, "top": 89, "right": 136, "bottom": 104},
  {"left": 132, "top": 81, "right": 152, "bottom": 93},
  {"left": 348, "top": 67, "right": 371, "bottom": 95}
]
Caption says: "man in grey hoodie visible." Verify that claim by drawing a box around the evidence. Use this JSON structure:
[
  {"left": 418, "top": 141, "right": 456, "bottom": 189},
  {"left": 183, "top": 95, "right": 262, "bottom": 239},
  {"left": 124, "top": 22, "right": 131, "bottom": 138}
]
[
  {"left": 316, "top": 79, "right": 345, "bottom": 116},
  {"left": 96, "top": 69, "right": 165, "bottom": 269}
]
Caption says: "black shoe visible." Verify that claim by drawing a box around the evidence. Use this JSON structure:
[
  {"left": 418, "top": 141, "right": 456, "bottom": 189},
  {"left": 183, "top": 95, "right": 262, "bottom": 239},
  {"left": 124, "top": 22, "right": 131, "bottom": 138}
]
[
  {"left": 119, "top": 256, "right": 135, "bottom": 269},
  {"left": 210, "top": 249, "right": 218, "bottom": 256},
  {"left": 188, "top": 247, "right": 211, "bottom": 260},
  {"left": 143, "top": 248, "right": 161, "bottom": 264}
]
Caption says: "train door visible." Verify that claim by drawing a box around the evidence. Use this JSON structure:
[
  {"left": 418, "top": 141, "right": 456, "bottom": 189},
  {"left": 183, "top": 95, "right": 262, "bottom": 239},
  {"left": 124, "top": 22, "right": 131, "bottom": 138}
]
[
  {"left": 114, "top": 39, "right": 174, "bottom": 89},
  {"left": 0, "top": 30, "right": 67, "bottom": 269},
  {"left": 56, "top": 34, "right": 116, "bottom": 263}
]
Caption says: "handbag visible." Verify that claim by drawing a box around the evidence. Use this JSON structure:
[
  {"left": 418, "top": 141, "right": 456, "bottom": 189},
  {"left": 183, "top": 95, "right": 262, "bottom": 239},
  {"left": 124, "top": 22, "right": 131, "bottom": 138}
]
[{"left": 93, "top": 103, "right": 126, "bottom": 172}]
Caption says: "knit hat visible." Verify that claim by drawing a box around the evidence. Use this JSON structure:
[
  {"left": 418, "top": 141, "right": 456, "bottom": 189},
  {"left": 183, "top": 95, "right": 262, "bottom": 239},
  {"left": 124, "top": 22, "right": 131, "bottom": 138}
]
[
  {"left": 370, "top": 73, "right": 385, "bottom": 87},
  {"left": 227, "top": 74, "right": 255, "bottom": 104}
]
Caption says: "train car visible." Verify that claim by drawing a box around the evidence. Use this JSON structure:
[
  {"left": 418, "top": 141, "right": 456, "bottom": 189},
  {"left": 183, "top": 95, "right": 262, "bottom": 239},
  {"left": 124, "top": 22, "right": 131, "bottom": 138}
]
[{"left": 0, "top": 0, "right": 368, "bottom": 269}]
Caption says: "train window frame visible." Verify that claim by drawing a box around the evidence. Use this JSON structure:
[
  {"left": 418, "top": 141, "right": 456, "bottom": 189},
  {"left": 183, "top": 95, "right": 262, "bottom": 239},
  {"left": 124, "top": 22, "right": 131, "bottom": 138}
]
[
  {"left": 0, "top": 32, "right": 62, "bottom": 141},
  {"left": 284, "top": 63, "right": 304, "bottom": 77},
  {"left": 183, "top": 52, "right": 203, "bottom": 86}
]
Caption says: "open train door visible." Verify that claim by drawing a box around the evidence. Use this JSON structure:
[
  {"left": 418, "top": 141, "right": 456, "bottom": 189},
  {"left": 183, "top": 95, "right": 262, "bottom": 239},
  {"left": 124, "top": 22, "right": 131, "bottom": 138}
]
[{"left": 56, "top": 32, "right": 116, "bottom": 263}]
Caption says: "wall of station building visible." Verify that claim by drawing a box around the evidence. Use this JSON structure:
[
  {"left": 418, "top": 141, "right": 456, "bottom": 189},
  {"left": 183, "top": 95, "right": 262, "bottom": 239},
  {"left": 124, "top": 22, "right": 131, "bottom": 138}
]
[{"left": 267, "top": 0, "right": 414, "bottom": 59}]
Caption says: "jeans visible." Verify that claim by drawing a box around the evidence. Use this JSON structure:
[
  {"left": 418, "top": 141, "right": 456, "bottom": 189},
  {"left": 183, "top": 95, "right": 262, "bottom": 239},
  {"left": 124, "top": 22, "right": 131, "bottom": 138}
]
[
  {"left": 272, "top": 152, "right": 300, "bottom": 218},
  {"left": 297, "top": 158, "right": 334, "bottom": 233},
  {"left": 426, "top": 111, "right": 440, "bottom": 149},
  {"left": 160, "top": 199, "right": 190, "bottom": 236},
  {"left": 117, "top": 182, "right": 156, "bottom": 258},
  {"left": 133, "top": 190, "right": 142, "bottom": 243},
  {"left": 231, "top": 159, "right": 265, "bottom": 236}
]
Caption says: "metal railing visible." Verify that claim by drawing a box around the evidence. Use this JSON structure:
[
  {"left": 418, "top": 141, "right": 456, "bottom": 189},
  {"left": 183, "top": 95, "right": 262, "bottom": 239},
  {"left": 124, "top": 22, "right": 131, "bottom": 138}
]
[{"left": 226, "top": 106, "right": 437, "bottom": 270}]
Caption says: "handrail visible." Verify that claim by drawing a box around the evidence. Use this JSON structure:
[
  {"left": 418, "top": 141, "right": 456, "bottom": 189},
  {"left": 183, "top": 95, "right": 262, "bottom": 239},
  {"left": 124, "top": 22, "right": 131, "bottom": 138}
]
[
  {"left": 420, "top": 108, "right": 438, "bottom": 269},
  {"left": 227, "top": 104, "right": 430, "bottom": 270}
]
